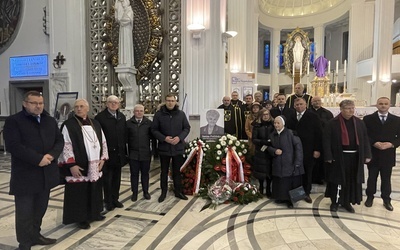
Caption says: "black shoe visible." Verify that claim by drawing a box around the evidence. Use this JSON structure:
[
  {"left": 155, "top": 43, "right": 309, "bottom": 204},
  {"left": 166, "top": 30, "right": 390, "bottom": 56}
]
[
  {"left": 113, "top": 201, "right": 124, "bottom": 208},
  {"left": 78, "top": 221, "right": 91, "bottom": 229},
  {"left": 158, "top": 193, "right": 166, "bottom": 203},
  {"left": 383, "top": 201, "right": 394, "bottom": 211},
  {"left": 105, "top": 203, "right": 114, "bottom": 211},
  {"left": 175, "top": 193, "right": 188, "bottom": 200},
  {"left": 365, "top": 197, "right": 373, "bottom": 207},
  {"left": 131, "top": 194, "right": 138, "bottom": 201},
  {"left": 33, "top": 235, "right": 57, "bottom": 245},
  {"left": 94, "top": 215, "right": 106, "bottom": 221},
  {"left": 330, "top": 203, "right": 338, "bottom": 212},
  {"left": 343, "top": 204, "right": 355, "bottom": 213},
  {"left": 304, "top": 196, "right": 312, "bottom": 203},
  {"left": 287, "top": 202, "right": 294, "bottom": 209},
  {"left": 143, "top": 193, "right": 151, "bottom": 200}
]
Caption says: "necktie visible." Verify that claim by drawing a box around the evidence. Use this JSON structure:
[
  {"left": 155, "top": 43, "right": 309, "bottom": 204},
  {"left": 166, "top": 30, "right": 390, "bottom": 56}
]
[
  {"left": 36, "top": 116, "right": 41, "bottom": 123},
  {"left": 380, "top": 115, "right": 386, "bottom": 124},
  {"left": 297, "top": 113, "right": 302, "bottom": 121},
  {"left": 137, "top": 119, "right": 141, "bottom": 124}
]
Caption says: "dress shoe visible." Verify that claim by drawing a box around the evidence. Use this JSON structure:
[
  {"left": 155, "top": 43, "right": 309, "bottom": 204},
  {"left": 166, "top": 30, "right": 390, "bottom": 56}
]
[
  {"left": 175, "top": 193, "right": 188, "bottom": 200},
  {"left": 330, "top": 203, "right": 338, "bottom": 212},
  {"left": 33, "top": 235, "right": 57, "bottom": 245},
  {"left": 343, "top": 204, "right": 355, "bottom": 213},
  {"left": 113, "top": 201, "right": 124, "bottom": 208},
  {"left": 78, "top": 221, "right": 91, "bottom": 229},
  {"left": 364, "top": 197, "right": 373, "bottom": 207},
  {"left": 105, "top": 203, "right": 114, "bottom": 211},
  {"left": 304, "top": 196, "right": 312, "bottom": 203},
  {"left": 158, "top": 193, "right": 166, "bottom": 203},
  {"left": 131, "top": 194, "right": 138, "bottom": 201},
  {"left": 143, "top": 193, "right": 151, "bottom": 200},
  {"left": 94, "top": 215, "right": 106, "bottom": 221},
  {"left": 383, "top": 201, "right": 394, "bottom": 211},
  {"left": 287, "top": 202, "right": 294, "bottom": 209}
]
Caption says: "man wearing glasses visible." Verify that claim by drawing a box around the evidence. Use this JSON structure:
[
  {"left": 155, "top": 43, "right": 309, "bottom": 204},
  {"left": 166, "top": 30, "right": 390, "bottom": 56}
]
[
  {"left": 4, "top": 91, "right": 64, "bottom": 249},
  {"left": 95, "top": 95, "right": 127, "bottom": 211}
]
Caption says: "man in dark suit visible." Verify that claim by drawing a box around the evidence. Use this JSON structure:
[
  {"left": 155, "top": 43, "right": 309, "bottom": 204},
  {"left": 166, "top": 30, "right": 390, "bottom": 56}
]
[
  {"left": 309, "top": 96, "right": 334, "bottom": 184},
  {"left": 270, "top": 93, "right": 295, "bottom": 128},
  {"left": 363, "top": 97, "right": 400, "bottom": 211},
  {"left": 291, "top": 97, "right": 323, "bottom": 203},
  {"left": 4, "top": 91, "right": 64, "bottom": 249},
  {"left": 200, "top": 109, "right": 224, "bottom": 136},
  {"left": 95, "top": 95, "right": 127, "bottom": 211}
]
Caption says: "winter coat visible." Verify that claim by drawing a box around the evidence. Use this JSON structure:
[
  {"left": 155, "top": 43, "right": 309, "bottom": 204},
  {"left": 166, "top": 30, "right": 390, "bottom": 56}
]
[
  {"left": 251, "top": 120, "right": 274, "bottom": 179},
  {"left": 151, "top": 104, "right": 190, "bottom": 156},
  {"left": 267, "top": 128, "right": 304, "bottom": 178},
  {"left": 126, "top": 116, "right": 153, "bottom": 161}
]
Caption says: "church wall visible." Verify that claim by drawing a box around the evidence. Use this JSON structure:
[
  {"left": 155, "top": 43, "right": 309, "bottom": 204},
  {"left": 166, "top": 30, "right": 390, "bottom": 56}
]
[{"left": 0, "top": 0, "right": 49, "bottom": 116}]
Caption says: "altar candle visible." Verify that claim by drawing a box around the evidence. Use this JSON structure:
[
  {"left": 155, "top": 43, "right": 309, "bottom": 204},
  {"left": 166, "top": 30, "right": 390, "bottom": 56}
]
[
  {"left": 307, "top": 61, "right": 310, "bottom": 75},
  {"left": 328, "top": 61, "right": 331, "bottom": 75},
  {"left": 344, "top": 60, "right": 347, "bottom": 74},
  {"left": 292, "top": 63, "right": 295, "bottom": 77},
  {"left": 336, "top": 60, "right": 339, "bottom": 75}
]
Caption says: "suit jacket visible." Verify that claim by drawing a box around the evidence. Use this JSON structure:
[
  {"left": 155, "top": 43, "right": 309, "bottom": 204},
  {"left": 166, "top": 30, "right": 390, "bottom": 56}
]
[
  {"left": 309, "top": 107, "right": 334, "bottom": 128},
  {"left": 4, "top": 108, "right": 64, "bottom": 195},
  {"left": 95, "top": 109, "right": 127, "bottom": 166},
  {"left": 200, "top": 124, "right": 224, "bottom": 135},
  {"left": 289, "top": 109, "right": 323, "bottom": 164},
  {"left": 270, "top": 106, "right": 295, "bottom": 129},
  {"left": 363, "top": 111, "right": 400, "bottom": 167}
]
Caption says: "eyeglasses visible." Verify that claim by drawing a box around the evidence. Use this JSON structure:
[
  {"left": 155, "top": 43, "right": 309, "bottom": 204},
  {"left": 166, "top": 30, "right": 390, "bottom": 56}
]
[
  {"left": 25, "top": 101, "right": 44, "bottom": 106},
  {"left": 108, "top": 101, "right": 120, "bottom": 105}
]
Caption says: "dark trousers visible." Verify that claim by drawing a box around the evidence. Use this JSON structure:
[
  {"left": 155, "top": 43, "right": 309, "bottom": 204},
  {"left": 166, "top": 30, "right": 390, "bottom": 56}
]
[
  {"left": 159, "top": 155, "right": 184, "bottom": 194},
  {"left": 103, "top": 164, "right": 122, "bottom": 205},
  {"left": 302, "top": 158, "right": 316, "bottom": 195},
  {"left": 15, "top": 189, "right": 50, "bottom": 249},
  {"left": 129, "top": 159, "right": 150, "bottom": 194},
  {"left": 366, "top": 164, "right": 393, "bottom": 202}
]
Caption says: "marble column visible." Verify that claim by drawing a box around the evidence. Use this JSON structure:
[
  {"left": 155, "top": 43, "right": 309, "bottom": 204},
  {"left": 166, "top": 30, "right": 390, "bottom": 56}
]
[
  {"left": 370, "top": 0, "right": 395, "bottom": 102},
  {"left": 313, "top": 25, "right": 325, "bottom": 63}
]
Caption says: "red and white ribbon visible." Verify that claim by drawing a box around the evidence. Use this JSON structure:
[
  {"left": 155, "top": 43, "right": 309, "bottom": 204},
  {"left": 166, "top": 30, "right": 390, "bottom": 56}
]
[
  {"left": 225, "top": 147, "right": 244, "bottom": 183},
  {"left": 180, "top": 141, "right": 204, "bottom": 194}
]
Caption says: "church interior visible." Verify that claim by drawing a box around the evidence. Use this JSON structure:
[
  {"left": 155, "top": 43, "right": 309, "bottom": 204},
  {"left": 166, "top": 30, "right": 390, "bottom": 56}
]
[{"left": 1, "top": 0, "right": 400, "bottom": 249}]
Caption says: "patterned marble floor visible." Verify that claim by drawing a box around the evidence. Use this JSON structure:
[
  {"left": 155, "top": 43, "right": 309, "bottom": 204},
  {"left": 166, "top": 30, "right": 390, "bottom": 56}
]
[{"left": 1, "top": 151, "right": 400, "bottom": 250}]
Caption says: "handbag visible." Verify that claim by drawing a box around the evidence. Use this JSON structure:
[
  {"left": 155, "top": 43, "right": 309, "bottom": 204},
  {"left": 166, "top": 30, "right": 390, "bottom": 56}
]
[{"left": 289, "top": 185, "right": 306, "bottom": 203}]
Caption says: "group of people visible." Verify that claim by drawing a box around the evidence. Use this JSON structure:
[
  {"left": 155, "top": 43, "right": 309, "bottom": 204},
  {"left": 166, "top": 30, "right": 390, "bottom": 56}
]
[
  {"left": 218, "top": 84, "right": 400, "bottom": 213},
  {"left": 4, "top": 91, "right": 190, "bottom": 249}
]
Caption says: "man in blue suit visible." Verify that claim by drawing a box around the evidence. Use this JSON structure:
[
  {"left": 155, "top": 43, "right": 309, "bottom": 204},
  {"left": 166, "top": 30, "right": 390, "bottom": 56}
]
[{"left": 4, "top": 91, "right": 64, "bottom": 249}]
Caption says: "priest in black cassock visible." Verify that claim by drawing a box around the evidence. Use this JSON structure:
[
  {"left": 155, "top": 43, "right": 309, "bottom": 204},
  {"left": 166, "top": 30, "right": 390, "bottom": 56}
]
[
  {"left": 323, "top": 100, "right": 371, "bottom": 213},
  {"left": 217, "top": 95, "right": 246, "bottom": 139},
  {"left": 59, "top": 99, "right": 109, "bottom": 229}
]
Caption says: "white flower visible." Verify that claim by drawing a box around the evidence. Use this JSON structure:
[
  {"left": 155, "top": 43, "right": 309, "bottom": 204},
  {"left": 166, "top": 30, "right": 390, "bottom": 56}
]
[
  {"left": 241, "top": 144, "right": 245, "bottom": 149},
  {"left": 224, "top": 148, "right": 228, "bottom": 153},
  {"left": 252, "top": 190, "right": 256, "bottom": 195},
  {"left": 216, "top": 156, "right": 220, "bottom": 160},
  {"left": 243, "top": 149, "right": 247, "bottom": 154},
  {"left": 221, "top": 136, "right": 227, "bottom": 141},
  {"left": 238, "top": 152, "right": 242, "bottom": 156},
  {"left": 235, "top": 141, "right": 240, "bottom": 146},
  {"left": 244, "top": 187, "right": 248, "bottom": 191},
  {"left": 203, "top": 153, "right": 206, "bottom": 157},
  {"left": 221, "top": 141, "right": 226, "bottom": 146},
  {"left": 216, "top": 144, "right": 221, "bottom": 149},
  {"left": 232, "top": 146, "right": 236, "bottom": 151},
  {"left": 206, "top": 144, "right": 210, "bottom": 148},
  {"left": 228, "top": 140, "right": 233, "bottom": 145},
  {"left": 217, "top": 150, "right": 222, "bottom": 155},
  {"left": 203, "top": 147, "right": 207, "bottom": 151},
  {"left": 189, "top": 142, "right": 193, "bottom": 147},
  {"left": 183, "top": 154, "right": 186, "bottom": 158}
]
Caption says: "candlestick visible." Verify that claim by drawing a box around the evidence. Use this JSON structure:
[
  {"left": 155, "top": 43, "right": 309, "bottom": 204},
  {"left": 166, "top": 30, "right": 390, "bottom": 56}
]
[
  {"left": 292, "top": 63, "right": 295, "bottom": 77},
  {"left": 307, "top": 61, "right": 310, "bottom": 75},
  {"left": 328, "top": 61, "right": 331, "bottom": 75},
  {"left": 336, "top": 60, "right": 339, "bottom": 75},
  {"left": 344, "top": 60, "right": 347, "bottom": 75}
]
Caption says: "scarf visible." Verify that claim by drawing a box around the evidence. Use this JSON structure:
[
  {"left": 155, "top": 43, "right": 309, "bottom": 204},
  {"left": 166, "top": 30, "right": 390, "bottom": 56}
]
[{"left": 338, "top": 114, "right": 359, "bottom": 146}]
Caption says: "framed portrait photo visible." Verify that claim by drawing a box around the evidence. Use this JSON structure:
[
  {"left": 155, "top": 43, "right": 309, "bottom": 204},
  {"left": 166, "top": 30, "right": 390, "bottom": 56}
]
[{"left": 54, "top": 92, "right": 78, "bottom": 125}]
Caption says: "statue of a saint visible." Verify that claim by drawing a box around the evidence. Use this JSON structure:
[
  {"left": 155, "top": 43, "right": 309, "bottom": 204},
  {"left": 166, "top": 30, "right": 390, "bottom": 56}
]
[
  {"left": 292, "top": 36, "right": 304, "bottom": 69},
  {"left": 115, "top": 0, "right": 134, "bottom": 67}
]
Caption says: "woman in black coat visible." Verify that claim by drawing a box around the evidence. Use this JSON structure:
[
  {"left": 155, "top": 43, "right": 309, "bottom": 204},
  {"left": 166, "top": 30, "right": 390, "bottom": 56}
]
[
  {"left": 252, "top": 108, "right": 274, "bottom": 197},
  {"left": 267, "top": 115, "right": 304, "bottom": 208}
]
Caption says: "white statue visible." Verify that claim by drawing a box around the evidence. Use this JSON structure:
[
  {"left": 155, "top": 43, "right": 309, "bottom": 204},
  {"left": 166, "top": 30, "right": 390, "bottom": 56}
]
[
  {"left": 293, "top": 36, "right": 304, "bottom": 69},
  {"left": 115, "top": 0, "right": 134, "bottom": 67}
]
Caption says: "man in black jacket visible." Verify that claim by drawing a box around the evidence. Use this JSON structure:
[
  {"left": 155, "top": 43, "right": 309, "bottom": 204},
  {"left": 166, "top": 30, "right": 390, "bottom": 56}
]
[
  {"left": 4, "top": 91, "right": 64, "bottom": 249},
  {"left": 363, "top": 97, "right": 400, "bottom": 211},
  {"left": 95, "top": 95, "right": 126, "bottom": 211},
  {"left": 151, "top": 94, "right": 191, "bottom": 202},
  {"left": 270, "top": 93, "right": 295, "bottom": 128}
]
